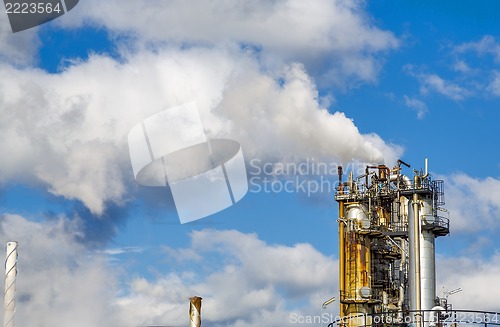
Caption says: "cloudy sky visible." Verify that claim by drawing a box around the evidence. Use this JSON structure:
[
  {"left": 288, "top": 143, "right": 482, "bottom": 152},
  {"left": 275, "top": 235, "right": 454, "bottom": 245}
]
[{"left": 1, "top": 1, "right": 500, "bottom": 326}]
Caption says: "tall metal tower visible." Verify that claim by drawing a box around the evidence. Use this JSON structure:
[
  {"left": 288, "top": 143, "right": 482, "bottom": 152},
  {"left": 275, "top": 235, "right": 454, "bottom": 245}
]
[{"left": 335, "top": 159, "right": 449, "bottom": 327}]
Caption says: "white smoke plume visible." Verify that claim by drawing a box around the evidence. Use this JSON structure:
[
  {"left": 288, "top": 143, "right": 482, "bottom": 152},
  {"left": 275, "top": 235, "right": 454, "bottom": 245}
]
[{"left": 0, "top": 47, "right": 401, "bottom": 215}]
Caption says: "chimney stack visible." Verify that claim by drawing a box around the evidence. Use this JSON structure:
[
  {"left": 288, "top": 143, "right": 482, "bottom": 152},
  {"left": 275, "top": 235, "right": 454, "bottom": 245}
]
[
  {"left": 189, "top": 296, "right": 202, "bottom": 327},
  {"left": 4, "top": 242, "right": 18, "bottom": 327}
]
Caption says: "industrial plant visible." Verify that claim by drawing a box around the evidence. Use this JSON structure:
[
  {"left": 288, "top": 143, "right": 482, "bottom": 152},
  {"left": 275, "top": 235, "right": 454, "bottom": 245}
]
[
  {"left": 3, "top": 158, "right": 500, "bottom": 327},
  {"left": 334, "top": 158, "right": 500, "bottom": 327}
]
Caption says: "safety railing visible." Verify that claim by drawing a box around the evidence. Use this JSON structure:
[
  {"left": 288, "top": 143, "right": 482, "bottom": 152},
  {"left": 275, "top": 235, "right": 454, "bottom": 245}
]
[{"left": 422, "top": 215, "right": 450, "bottom": 236}]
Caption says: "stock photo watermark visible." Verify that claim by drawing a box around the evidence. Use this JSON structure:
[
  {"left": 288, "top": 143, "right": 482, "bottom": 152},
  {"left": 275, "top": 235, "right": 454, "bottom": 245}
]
[
  {"left": 127, "top": 103, "right": 375, "bottom": 224},
  {"left": 3, "top": 0, "right": 80, "bottom": 33},
  {"left": 289, "top": 312, "right": 461, "bottom": 325},
  {"left": 248, "top": 158, "right": 373, "bottom": 197},
  {"left": 290, "top": 312, "right": 338, "bottom": 325},
  {"left": 128, "top": 102, "right": 248, "bottom": 224}
]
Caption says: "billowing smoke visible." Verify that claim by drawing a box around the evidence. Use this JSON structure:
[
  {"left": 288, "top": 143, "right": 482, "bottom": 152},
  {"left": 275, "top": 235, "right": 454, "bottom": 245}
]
[{"left": 0, "top": 47, "right": 401, "bottom": 216}]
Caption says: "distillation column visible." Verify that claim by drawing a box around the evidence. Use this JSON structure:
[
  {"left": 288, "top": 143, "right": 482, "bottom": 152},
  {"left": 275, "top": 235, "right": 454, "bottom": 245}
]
[
  {"left": 420, "top": 195, "right": 436, "bottom": 312},
  {"left": 409, "top": 191, "right": 440, "bottom": 324},
  {"left": 339, "top": 203, "right": 373, "bottom": 327}
]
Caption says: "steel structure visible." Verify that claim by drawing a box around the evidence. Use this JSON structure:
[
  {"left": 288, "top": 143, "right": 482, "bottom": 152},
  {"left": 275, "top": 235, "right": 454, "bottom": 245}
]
[{"left": 335, "top": 159, "right": 450, "bottom": 327}]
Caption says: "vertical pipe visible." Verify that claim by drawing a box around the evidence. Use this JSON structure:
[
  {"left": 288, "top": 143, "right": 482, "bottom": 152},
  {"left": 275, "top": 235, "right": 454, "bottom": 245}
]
[
  {"left": 189, "top": 296, "right": 202, "bottom": 327},
  {"left": 412, "top": 193, "right": 422, "bottom": 327},
  {"left": 408, "top": 199, "right": 416, "bottom": 309},
  {"left": 394, "top": 237, "right": 406, "bottom": 315},
  {"left": 337, "top": 165, "right": 346, "bottom": 319},
  {"left": 4, "top": 242, "right": 18, "bottom": 327},
  {"left": 338, "top": 202, "right": 345, "bottom": 317}
]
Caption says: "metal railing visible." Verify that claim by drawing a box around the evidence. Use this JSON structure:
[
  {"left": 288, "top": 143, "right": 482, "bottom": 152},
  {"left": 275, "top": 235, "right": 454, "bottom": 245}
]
[
  {"left": 335, "top": 178, "right": 443, "bottom": 200},
  {"left": 433, "top": 180, "right": 445, "bottom": 206},
  {"left": 422, "top": 215, "right": 450, "bottom": 236}
]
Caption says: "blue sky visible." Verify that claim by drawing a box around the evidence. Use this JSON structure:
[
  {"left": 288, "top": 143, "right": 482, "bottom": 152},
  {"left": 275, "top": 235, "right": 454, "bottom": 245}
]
[{"left": 1, "top": 1, "right": 500, "bottom": 326}]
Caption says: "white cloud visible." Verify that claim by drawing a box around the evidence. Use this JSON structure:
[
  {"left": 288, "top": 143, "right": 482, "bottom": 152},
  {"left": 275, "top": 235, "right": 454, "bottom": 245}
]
[
  {"left": 1, "top": 206, "right": 497, "bottom": 327},
  {"left": 0, "top": 215, "right": 339, "bottom": 327},
  {"left": 447, "top": 36, "right": 500, "bottom": 98},
  {"left": 190, "top": 230, "right": 337, "bottom": 297},
  {"left": 403, "top": 95, "right": 428, "bottom": 119},
  {"left": 488, "top": 71, "right": 500, "bottom": 96},
  {"left": 0, "top": 48, "right": 400, "bottom": 215},
  {"left": 119, "top": 229, "right": 339, "bottom": 326},
  {"left": 403, "top": 36, "right": 500, "bottom": 101},
  {"left": 0, "top": 13, "right": 39, "bottom": 64},
  {"left": 437, "top": 253, "right": 500, "bottom": 311},
  {"left": 441, "top": 173, "right": 500, "bottom": 233},
  {"left": 418, "top": 73, "right": 470, "bottom": 100},
  {"left": 0, "top": 214, "right": 119, "bottom": 327},
  {"left": 454, "top": 35, "right": 500, "bottom": 62},
  {"left": 98, "top": 246, "right": 144, "bottom": 256},
  {"left": 452, "top": 59, "right": 472, "bottom": 74},
  {"left": 80, "top": 227, "right": 500, "bottom": 325},
  {"left": 57, "top": 0, "right": 398, "bottom": 84},
  {"left": 405, "top": 64, "right": 471, "bottom": 101}
]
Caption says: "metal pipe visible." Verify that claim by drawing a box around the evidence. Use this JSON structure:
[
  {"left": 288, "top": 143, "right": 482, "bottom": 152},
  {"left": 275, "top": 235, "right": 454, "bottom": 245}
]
[
  {"left": 386, "top": 236, "right": 407, "bottom": 256},
  {"left": 4, "top": 242, "right": 18, "bottom": 327},
  {"left": 338, "top": 202, "right": 346, "bottom": 316},
  {"left": 398, "top": 285, "right": 405, "bottom": 312},
  {"left": 382, "top": 291, "right": 388, "bottom": 307},
  {"left": 322, "top": 297, "right": 336, "bottom": 309},
  {"left": 338, "top": 166, "right": 343, "bottom": 189},
  {"left": 348, "top": 171, "right": 354, "bottom": 193},
  {"left": 422, "top": 158, "right": 429, "bottom": 179},
  {"left": 394, "top": 237, "right": 406, "bottom": 319},
  {"left": 394, "top": 159, "right": 410, "bottom": 208},
  {"left": 411, "top": 193, "right": 422, "bottom": 327},
  {"left": 189, "top": 296, "right": 202, "bottom": 327},
  {"left": 397, "top": 159, "right": 411, "bottom": 168}
]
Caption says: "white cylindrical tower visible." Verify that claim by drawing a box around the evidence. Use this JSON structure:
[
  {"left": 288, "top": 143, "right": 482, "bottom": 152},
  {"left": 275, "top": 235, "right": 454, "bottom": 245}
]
[
  {"left": 4, "top": 242, "right": 18, "bottom": 327},
  {"left": 189, "top": 296, "right": 202, "bottom": 327},
  {"left": 420, "top": 196, "right": 436, "bottom": 311}
]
